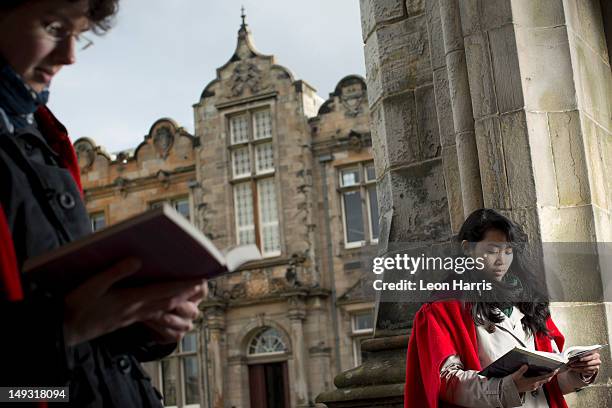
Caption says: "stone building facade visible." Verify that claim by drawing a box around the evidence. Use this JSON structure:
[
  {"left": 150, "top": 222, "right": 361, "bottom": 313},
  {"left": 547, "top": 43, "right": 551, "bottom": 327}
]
[
  {"left": 76, "top": 119, "right": 198, "bottom": 227},
  {"left": 317, "top": 0, "right": 612, "bottom": 407},
  {"left": 77, "top": 19, "right": 377, "bottom": 408}
]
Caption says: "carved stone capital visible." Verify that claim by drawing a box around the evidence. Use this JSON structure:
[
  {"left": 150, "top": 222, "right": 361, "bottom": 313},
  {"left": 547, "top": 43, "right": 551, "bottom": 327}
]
[
  {"left": 282, "top": 290, "right": 308, "bottom": 320},
  {"left": 200, "top": 301, "right": 227, "bottom": 331}
]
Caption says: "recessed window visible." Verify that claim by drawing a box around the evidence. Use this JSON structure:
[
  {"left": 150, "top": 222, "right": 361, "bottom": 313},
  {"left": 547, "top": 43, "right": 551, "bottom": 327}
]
[
  {"left": 255, "top": 142, "right": 274, "bottom": 174},
  {"left": 342, "top": 190, "right": 365, "bottom": 244},
  {"left": 160, "top": 332, "right": 200, "bottom": 408},
  {"left": 340, "top": 167, "right": 360, "bottom": 187},
  {"left": 89, "top": 211, "right": 106, "bottom": 232},
  {"left": 248, "top": 327, "right": 287, "bottom": 356},
  {"left": 253, "top": 109, "right": 272, "bottom": 140},
  {"left": 232, "top": 147, "right": 251, "bottom": 178},
  {"left": 150, "top": 196, "right": 191, "bottom": 221},
  {"left": 234, "top": 182, "right": 255, "bottom": 246},
  {"left": 230, "top": 114, "right": 249, "bottom": 144},
  {"left": 257, "top": 178, "right": 280, "bottom": 254},
  {"left": 339, "top": 162, "right": 379, "bottom": 248},
  {"left": 353, "top": 311, "right": 374, "bottom": 333},
  {"left": 351, "top": 310, "right": 374, "bottom": 367},
  {"left": 228, "top": 107, "right": 280, "bottom": 258}
]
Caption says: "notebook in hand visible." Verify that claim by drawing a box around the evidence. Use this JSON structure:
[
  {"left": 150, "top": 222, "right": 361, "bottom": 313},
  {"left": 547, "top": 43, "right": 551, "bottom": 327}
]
[
  {"left": 23, "top": 204, "right": 262, "bottom": 293},
  {"left": 478, "top": 344, "right": 606, "bottom": 378}
]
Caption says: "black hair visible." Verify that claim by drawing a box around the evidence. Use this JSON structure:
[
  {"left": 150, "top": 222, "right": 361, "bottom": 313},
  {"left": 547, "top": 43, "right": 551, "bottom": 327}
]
[
  {"left": 457, "top": 208, "right": 551, "bottom": 337},
  {"left": 0, "top": 0, "right": 119, "bottom": 33}
]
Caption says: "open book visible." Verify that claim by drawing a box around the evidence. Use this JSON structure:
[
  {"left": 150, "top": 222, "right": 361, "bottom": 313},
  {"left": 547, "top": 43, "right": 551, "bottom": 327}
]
[
  {"left": 23, "top": 204, "right": 262, "bottom": 293},
  {"left": 479, "top": 344, "right": 606, "bottom": 378}
]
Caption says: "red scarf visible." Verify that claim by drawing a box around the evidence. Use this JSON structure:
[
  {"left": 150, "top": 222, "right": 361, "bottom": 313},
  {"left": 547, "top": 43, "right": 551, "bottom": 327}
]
[
  {"left": 404, "top": 300, "right": 568, "bottom": 408},
  {"left": 0, "top": 106, "right": 81, "bottom": 407}
]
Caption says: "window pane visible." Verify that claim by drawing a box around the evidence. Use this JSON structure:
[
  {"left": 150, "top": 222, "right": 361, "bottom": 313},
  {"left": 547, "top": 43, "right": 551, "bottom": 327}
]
[
  {"left": 340, "top": 167, "right": 360, "bottom": 187},
  {"left": 353, "top": 338, "right": 368, "bottom": 367},
  {"left": 354, "top": 312, "right": 374, "bottom": 331},
  {"left": 253, "top": 109, "right": 272, "bottom": 140},
  {"left": 183, "top": 355, "right": 200, "bottom": 405},
  {"left": 343, "top": 190, "right": 365, "bottom": 243},
  {"left": 368, "top": 185, "right": 379, "bottom": 240},
  {"left": 230, "top": 114, "right": 249, "bottom": 144},
  {"left": 89, "top": 212, "right": 105, "bottom": 232},
  {"left": 173, "top": 197, "right": 190, "bottom": 220},
  {"left": 234, "top": 182, "right": 255, "bottom": 245},
  {"left": 255, "top": 142, "right": 274, "bottom": 174},
  {"left": 232, "top": 147, "right": 250, "bottom": 178},
  {"left": 181, "top": 332, "right": 197, "bottom": 353},
  {"left": 248, "top": 327, "right": 287, "bottom": 355},
  {"left": 257, "top": 178, "right": 280, "bottom": 255},
  {"left": 365, "top": 163, "right": 376, "bottom": 182},
  {"left": 161, "top": 359, "right": 178, "bottom": 406}
]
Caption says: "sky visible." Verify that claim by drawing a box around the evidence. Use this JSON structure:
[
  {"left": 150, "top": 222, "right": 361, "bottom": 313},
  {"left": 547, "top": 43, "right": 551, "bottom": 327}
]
[{"left": 47, "top": 1, "right": 366, "bottom": 153}]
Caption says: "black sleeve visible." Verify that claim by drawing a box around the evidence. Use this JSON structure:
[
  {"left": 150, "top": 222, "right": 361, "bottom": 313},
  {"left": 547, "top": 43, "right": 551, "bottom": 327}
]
[
  {"left": 0, "top": 296, "right": 71, "bottom": 386},
  {"left": 96, "top": 323, "right": 178, "bottom": 362}
]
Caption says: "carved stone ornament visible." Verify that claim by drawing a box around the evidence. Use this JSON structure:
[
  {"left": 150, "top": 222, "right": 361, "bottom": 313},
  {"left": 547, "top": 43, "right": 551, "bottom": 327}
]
[
  {"left": 75, "top": 140, "right": 96, "bottom": 171},
  {"left": 157, "top": 170, "right": 171, "bottom": 189},
  {"left": 230, "top": 62, "right": 262, "bottom": 97},
  {"left": 153, "top": 126, "right": 174, "bottom": 158},
  {"left": 114, "top": 177, "right": 129, "bottom": 198},
  {"left": 348, "top": 132, "right": 363, "bottom": 152},
  {"left": 340, "top": 85, "right": 365, "bottom": 118}
]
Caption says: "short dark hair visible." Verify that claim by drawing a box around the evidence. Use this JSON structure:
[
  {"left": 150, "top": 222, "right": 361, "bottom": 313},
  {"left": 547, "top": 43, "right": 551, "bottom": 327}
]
[{"left": 0, "top": 0, "right": 119, "bottom": 33}]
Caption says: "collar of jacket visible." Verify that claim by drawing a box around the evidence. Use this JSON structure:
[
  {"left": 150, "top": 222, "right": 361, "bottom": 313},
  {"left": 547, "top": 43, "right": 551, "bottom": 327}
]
[
  {"left": 0, "top": 56, "right": 49, "bottom": 129},
  {"left": 0, "top": 105, "right": 82, "bottom": 303},
  {"left": 34, "top": 105, "right": 83, "bottom": 195}
]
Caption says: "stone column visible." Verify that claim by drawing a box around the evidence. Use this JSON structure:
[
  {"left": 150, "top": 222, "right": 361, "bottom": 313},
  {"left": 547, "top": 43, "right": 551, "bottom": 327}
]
[
  {"left": 438, "top": 0, "right": 483, "bottom": 218},
  {"left": 204, "top": 303, "right": 226, "bottom": 408},
  {"left": 318, "top": 0, "right": 452, "bottom": 406},
  {"left": 459, "top": 2, "right": 612, "bottom": 405},
  {"left": 284, "top": 291, "right": 310, "bottom": 407},
  {"left": 318, "top": 0, "right": 611, "bottom": 407}
]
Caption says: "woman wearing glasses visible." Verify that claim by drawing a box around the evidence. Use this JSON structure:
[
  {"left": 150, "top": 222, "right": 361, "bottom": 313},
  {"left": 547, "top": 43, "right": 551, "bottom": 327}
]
[{"left": 0, "top": 1, "right": 205, "bottom": 406}]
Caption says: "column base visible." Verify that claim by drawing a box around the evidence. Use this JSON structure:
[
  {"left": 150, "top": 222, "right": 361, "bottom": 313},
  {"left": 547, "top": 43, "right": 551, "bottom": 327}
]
[{"left": 316, "top": 335, "right": 407, "bottom": 408}]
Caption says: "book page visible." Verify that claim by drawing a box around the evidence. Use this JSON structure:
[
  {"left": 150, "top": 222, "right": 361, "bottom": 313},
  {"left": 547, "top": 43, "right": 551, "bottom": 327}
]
[
  {"left": 564, "top": 344, "right": 606, "bottom": 361},
  {"left": 225, "top": 244, "right": 262, "bottom": 272},
  {"left": 517, "top": 347, "right": 565, "bottom": 364}
]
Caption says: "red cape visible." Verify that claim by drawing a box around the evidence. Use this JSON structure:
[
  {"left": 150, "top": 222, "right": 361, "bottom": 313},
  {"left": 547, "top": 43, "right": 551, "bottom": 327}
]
[
  {"left": 404, "top": 300, "right": 568, "bottom": 408},
  {"left": 0, "top": 106, "right": 81, "bottom": 407}
]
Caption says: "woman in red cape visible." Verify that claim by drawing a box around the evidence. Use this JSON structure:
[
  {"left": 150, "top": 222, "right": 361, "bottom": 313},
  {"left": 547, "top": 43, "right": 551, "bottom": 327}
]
[{"left": 403, "top": 209, "right": 601, "bottom": 408}]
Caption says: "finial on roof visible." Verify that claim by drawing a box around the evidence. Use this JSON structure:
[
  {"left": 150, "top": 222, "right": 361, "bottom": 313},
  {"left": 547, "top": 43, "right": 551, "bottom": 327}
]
[{"left": 240, "top": 6, "right": 247, "bottom": 28}]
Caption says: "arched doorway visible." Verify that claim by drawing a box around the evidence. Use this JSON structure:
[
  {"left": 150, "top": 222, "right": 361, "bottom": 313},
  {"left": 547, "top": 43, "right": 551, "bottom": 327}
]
[{"left": 247, "top": 327, "right": 291, "bottom": 408}]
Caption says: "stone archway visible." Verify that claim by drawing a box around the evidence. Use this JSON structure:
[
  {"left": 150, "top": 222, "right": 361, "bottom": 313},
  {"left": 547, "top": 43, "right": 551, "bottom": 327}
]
[{"left": 238, "top": 321, "right": 293, "bottom": 408}]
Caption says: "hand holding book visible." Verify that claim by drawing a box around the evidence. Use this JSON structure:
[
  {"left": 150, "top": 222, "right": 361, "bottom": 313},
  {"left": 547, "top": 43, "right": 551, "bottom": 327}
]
[
  {"left": 142, "top": 281, "right": 207, "bottom": 344},
  {"left": 511, "top": 365, "right": 559, "bottom": 393},
  {"left": 566, "top": 349, "right": 602, "bottom": 378},
  {"left": 479, "top": 344, "right": 607, "bottom": 378},
  {"left": 63, "top": 258, "right": 206, "bottom": 346},
  {"left": 29, "top": 205, "right": 262, "bottom": 346}
]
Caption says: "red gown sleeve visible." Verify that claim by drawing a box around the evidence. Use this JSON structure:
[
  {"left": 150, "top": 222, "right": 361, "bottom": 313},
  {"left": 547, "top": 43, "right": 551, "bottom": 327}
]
[{"left": 404, "top": 301, "right": 480, "bottom": 408}]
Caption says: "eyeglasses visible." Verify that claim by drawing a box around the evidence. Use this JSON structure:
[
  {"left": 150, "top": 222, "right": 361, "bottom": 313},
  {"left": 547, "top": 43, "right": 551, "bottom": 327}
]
[{"left": 42, "top": 21, "right": 94, "bottom": 51}]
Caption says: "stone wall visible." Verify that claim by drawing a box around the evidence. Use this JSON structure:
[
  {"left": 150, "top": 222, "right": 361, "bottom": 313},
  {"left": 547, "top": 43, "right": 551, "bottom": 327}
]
[
  {"left": 189, "top": 23, "right": 378, "bottom": 408},
  {"left": 76, "top": 118, "right": 198, "bottom": 225},
  {"left": 318, "top": 0, "right": 611, "bottom": 406}
]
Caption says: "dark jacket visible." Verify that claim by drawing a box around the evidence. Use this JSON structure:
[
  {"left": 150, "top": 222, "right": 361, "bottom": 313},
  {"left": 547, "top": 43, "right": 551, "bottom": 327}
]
[{"left": 0, "top": 105, "right": 173, "bottom": 407}]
